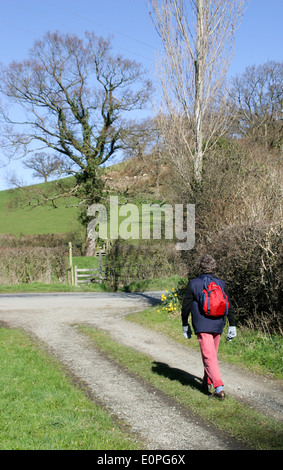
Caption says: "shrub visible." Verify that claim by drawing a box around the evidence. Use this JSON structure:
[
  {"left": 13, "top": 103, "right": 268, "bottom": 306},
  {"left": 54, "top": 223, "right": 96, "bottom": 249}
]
[
  {"left": 0, "top": 246, "right": 68, "bottom": 284},
  {"left": 0, "top": 233, "right": 83, "bottom": 254},
  {"left": 104, "top": 238, "right": 187, "bottom": 291},
  {"left": 196, "top": 223, "right": 283, "bottom": 335}
]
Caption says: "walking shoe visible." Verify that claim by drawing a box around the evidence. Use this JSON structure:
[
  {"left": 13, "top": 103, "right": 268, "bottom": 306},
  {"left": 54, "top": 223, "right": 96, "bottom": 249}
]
[{"left": 211, "top": 390, "right": 225, "bottom": 400}]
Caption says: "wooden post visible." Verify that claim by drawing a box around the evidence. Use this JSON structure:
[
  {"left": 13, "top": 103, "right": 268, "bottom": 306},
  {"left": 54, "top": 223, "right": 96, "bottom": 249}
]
[
  {"left": 99, "top": 251, "right": 102, "bottom": 284},
  {"left": 74, "top": 265, "right": 78, "bottom": 287},
  {"left": 69, "top": 242, "right": 74, "bottom": 285}
]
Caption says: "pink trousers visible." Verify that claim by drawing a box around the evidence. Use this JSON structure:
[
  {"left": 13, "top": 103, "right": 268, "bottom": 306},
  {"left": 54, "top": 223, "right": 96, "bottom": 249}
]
[{"left": 197, "top": 332, "right": 223, "bottom": 388}]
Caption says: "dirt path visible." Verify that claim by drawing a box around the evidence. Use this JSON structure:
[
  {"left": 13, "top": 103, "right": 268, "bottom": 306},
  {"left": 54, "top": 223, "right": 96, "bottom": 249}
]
[{"left": 0, "top": 292, "right": 282, "bottom": 450}]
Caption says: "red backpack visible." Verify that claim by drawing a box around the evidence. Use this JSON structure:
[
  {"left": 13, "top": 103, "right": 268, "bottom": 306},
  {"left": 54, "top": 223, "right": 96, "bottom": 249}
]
[{"left": 200, "top": 276, "right": 229, "bottom": 317}]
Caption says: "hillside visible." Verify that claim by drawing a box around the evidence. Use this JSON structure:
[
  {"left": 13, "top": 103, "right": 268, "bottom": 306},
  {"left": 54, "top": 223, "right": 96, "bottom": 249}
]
[
  {"left": 0, "top": 157, "right": 168, "bottom": 237},
  {"left": 0, "top": 188, "right": 81, "bottom": 236}
]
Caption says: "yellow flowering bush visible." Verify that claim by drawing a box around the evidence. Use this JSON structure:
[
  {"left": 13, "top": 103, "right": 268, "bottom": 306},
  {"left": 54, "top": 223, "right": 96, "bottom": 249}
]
[{"left": 159, "top": 287, "right": 181, "bottom": 315}]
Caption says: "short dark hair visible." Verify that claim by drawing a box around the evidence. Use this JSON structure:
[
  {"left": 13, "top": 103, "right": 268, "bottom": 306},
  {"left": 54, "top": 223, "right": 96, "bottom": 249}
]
[{"left": 197, "top": 254, "right": 217, "bottom": 273}]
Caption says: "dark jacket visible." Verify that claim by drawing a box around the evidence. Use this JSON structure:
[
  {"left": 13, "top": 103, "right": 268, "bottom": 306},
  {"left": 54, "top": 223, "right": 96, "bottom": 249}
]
[{"left": 181, "top": 273, "right": 235, "bottom": 335}]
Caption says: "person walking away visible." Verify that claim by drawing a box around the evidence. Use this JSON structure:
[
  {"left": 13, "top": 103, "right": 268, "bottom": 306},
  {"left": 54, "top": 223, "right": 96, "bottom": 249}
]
[{"left": 181, "top": 254, "right": 236, "bottom": 399}]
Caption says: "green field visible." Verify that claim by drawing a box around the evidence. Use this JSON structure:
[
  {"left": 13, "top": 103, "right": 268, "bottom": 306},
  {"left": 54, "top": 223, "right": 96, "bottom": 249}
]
[
  {"left": 0, "top": 185, "right": 161, "bottom": 238},
  {"left": 0, "top": 187, "right": 80, "bottom": 235}
]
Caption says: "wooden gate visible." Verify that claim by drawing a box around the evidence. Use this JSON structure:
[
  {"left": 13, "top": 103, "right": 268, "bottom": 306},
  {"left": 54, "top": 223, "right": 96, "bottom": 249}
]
[{"left": 74, "top": 253, "right": 105, "bottom": 286}]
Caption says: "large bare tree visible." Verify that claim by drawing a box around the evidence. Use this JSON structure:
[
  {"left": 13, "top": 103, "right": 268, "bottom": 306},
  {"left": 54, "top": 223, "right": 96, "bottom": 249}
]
[
  {"left": 0, "top": 33, "right": 151, "bottom": 196},
  {"left": 0, "top": 31, "right": 152, "bottom": 253},
  {"left": 149, "top": 0, "right": 247, "bottom": 185}
]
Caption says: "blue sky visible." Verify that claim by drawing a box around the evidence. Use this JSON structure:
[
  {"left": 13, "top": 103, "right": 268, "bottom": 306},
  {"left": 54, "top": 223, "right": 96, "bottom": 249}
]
[{"left": 0, "top": 0, "right": 282, "bottom": 190}]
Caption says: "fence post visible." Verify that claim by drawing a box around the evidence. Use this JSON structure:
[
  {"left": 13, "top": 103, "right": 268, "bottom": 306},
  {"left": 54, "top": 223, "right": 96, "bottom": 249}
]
[
  {"left": 99, "top": 251, "right": 102, "bottom": 284},
  {"left": 74, "top": 265, "right": 78, "bottom": 287},
  {"left": 69, "top": 242, "right": 74, "bottom": 285}
]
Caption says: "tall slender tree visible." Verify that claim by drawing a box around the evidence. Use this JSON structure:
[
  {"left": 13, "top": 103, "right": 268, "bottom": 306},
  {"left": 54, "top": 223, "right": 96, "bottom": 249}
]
[{"left": 149, "top": 0, "right": 247, "bottom": 185}]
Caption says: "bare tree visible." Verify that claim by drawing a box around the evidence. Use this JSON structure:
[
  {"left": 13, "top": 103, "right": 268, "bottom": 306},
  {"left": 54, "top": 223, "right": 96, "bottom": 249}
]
[
  {"left": 149, "top": 0, "right": 247, "bottom": 185},
  {"left": 123, "top": 117, "right": 167, "bottom": 196},
  {"left": 0, "top": 32, "right": 151, "bottom": 196},
  {"left": 0, "top": 31, "right": 152, "bottom": 253},
  {"left": 23, "top": 152, "right": 61, "bottom": 183},
  {"left": 231, "top": 61, "right": 283, "bottom": 149}
]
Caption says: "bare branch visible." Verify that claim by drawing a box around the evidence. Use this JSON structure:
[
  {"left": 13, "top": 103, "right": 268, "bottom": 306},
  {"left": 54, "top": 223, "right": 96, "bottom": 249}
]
[
  {"left": 149, "top": 0, "right": 248, "bottom": 184},
  {"left": 0, "top": 31, "right": 152, "bottom": 205}
]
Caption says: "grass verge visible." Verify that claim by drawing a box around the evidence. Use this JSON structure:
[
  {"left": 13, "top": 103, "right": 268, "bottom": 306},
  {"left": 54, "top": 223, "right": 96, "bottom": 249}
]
[
  {"left": 0, "top": 276, "right": 180, "bottom": 294},
  {"left": 0, "top": 281, "right": 111, "bottom": 294},
  {"left": 0, "top": 327, "right": 141, "bottom": 450},
  {"left": 78, "top": 325, "right": 283, "bottom": 450}
]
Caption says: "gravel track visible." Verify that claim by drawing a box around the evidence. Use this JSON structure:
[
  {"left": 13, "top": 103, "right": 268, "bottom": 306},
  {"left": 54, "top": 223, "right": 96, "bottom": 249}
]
[{"left": 0, "top": 291, "right": 282, "bottom": 450}]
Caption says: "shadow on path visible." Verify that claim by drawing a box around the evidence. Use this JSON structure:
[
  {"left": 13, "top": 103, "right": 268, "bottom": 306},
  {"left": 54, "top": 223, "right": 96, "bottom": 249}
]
[{"left": 152, "top": 361, "right": 203, "bottom": 392}]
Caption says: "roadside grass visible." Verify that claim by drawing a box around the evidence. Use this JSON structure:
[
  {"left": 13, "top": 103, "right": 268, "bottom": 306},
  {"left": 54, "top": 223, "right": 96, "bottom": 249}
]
[
  {"left": 78, "top": 325, "right": 283, "bottom": 451},
  {"left": 0, "top": 328, "right": 141, "bottom": 450},
  {"left": 0, "top": 282, "right": 110, "bottom": 294},
  {"left": 0, "top": 275, "right": 179, "bottom": 294}
]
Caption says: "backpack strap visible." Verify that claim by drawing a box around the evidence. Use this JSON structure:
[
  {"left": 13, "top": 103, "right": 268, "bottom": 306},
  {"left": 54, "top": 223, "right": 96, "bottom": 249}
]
[{"left": 201, "top": 276, "right": 211, "bottom": 314}]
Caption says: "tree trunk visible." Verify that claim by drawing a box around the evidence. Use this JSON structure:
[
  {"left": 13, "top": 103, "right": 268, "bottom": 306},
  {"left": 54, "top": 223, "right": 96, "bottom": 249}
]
[
  {"left": 155, "top": 173, "right": 160, "bottom": 196},
  {"left": 86, "top": 234, "right": 96, "bottom": 257},
  {"left": 149, "top": 0, "right": 247, "bottom": 188},
  {"left": 194, "top": 0, "right": 204, "bottom": 184}
]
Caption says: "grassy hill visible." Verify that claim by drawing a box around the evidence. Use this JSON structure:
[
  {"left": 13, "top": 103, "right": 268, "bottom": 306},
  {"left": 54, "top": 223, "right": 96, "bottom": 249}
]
[
  {"left": 0, "top": 186, "right": 81, "bottom": 236},
  {"left": 0, "top": 158, "right": 167, "bottom": 237}
]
